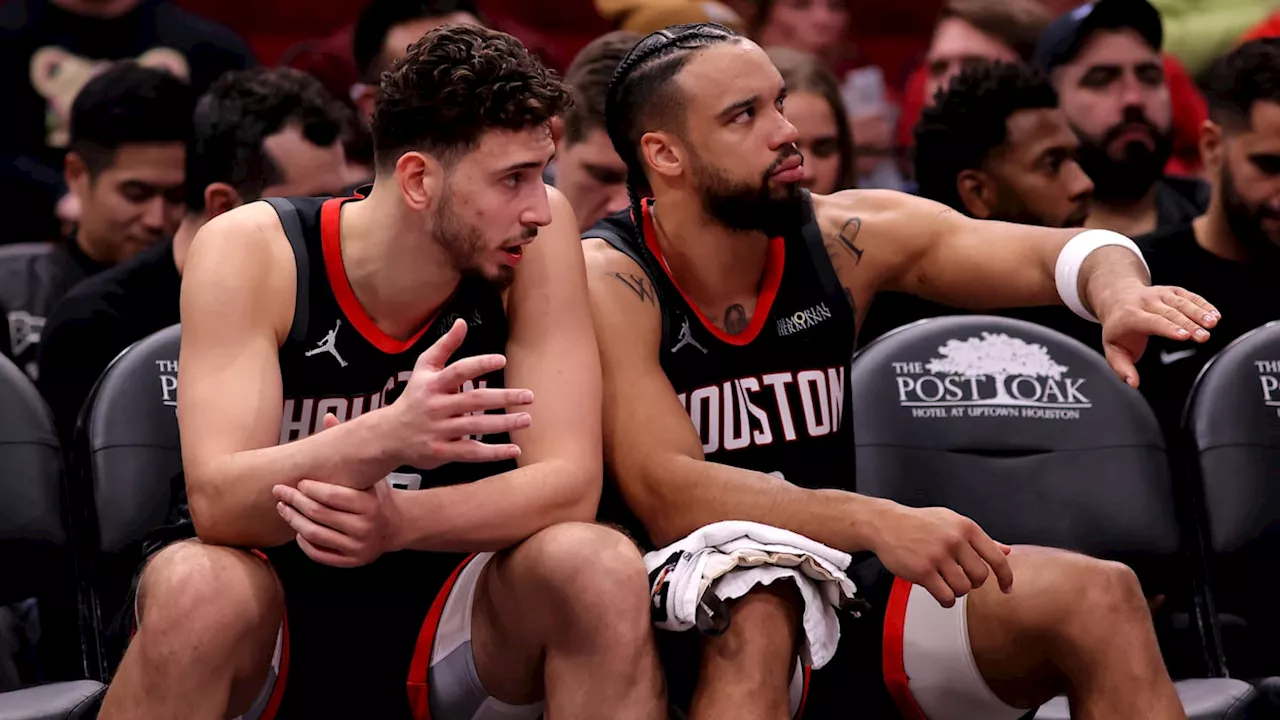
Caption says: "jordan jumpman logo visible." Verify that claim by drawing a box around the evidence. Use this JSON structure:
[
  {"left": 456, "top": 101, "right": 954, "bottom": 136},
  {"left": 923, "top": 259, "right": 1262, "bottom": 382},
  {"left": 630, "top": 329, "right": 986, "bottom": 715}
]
[
  {"left": 305, "top": 320, "right": 348, "bottom": 367},
  {"left": 670, "top": 317, "right": 708, "bottom": 354}
]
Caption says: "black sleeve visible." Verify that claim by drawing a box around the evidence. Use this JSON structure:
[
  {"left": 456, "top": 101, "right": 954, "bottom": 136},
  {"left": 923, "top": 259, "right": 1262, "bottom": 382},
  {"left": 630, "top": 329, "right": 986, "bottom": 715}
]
[{"left": 37, "top": 300, "right": 124, "bottom": 446}]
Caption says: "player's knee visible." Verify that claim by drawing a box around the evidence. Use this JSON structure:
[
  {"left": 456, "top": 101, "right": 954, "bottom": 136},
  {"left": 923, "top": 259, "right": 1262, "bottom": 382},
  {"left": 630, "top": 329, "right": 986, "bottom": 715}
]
[
  {"left": 523, "top": 522, "right": 651, "bottom": 622},
  {"left": 136, "top": 541, "right": 280, "bottom": 652},
  {"left": 1011, "top": 547, "right": 1147, "bottom": 634},
  {"left": 1073, "top": 556, "right": 1147, "bottom": 620}
]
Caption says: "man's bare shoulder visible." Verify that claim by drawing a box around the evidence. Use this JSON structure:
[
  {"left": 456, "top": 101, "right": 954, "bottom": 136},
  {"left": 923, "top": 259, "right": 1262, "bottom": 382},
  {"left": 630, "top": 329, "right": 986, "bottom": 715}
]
[
  {"left": 183, "top": 200, "right": 297, "bottom": 342},
  {"left": 581, "top": 236, "right": 642, "bottom": 274},
  {"left": 187, "top": 200, "right": 294, "bottom": 277}
]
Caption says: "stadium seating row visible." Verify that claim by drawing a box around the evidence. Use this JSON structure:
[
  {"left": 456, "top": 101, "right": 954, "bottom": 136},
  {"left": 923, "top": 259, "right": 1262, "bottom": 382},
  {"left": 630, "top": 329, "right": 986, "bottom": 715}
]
[{"left": 2, "top": 315, "right": 1280, "bottom": 718}]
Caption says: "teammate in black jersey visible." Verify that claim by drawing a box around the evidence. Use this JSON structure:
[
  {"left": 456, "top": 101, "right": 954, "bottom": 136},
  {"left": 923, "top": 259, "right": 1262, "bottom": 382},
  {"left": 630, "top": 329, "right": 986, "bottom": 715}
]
[
  {"left": 583, "top": 24, "right": 1220, "bottom": 720},
  {"left": 100, "top": 26, "right": 665, "bottom": 720}
]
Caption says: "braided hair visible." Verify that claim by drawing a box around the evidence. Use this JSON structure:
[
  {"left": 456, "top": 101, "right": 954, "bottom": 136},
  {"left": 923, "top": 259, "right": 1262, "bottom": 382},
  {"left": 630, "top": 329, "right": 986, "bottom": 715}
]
[{"left": 603, "top": 23, "right": 741, "bottom": 238}]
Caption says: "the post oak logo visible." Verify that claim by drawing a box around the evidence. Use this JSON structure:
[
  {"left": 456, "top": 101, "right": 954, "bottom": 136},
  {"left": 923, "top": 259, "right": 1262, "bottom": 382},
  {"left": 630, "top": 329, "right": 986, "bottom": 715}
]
[{"left": 892, "top": 332, "right": 1091, "bottom": 420}]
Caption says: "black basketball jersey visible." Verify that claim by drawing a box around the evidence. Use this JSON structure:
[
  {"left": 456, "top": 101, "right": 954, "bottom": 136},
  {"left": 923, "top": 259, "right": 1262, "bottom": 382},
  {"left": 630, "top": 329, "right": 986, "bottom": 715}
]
[
  {"left": 261, "top": 195, "right": 515, "bottom": 592},
  {"left": 266, "top": 195, "right": 514, "bottom": 490},
  {"left": 592, "top": 194, "right": 857, "bottom": 488}
]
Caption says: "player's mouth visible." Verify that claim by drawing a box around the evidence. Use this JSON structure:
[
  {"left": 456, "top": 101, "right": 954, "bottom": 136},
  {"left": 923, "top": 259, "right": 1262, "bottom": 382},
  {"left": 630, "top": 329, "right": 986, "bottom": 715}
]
[
  {"left": 769, "top": 155, "right": 805, "bottom": 183},
  {"left": 500, "top": 241, "right": 528, "bottom": 264}
]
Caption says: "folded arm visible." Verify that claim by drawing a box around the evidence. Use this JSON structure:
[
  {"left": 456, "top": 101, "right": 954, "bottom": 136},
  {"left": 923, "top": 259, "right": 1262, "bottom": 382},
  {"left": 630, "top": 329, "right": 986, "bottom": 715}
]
[
  {"left": 392, "top": 187, "right": 603, "bottom": 553},
  {"left": 179, "top": 204, "right": 400, "bottom": 548}
]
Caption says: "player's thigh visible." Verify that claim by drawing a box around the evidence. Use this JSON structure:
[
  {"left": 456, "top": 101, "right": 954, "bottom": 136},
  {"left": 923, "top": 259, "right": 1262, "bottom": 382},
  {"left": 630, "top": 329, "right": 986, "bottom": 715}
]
[{"left": 807, "top": 558, "right": 1036, "bottom": 720}]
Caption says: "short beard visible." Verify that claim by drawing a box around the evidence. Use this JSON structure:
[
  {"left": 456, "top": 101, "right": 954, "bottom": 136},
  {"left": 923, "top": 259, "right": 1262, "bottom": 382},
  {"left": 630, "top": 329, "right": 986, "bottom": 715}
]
[
  {"left": 694, "top": 146, "right": 809, "bottom": 238},
  {"left": 1074, "top": 112, "right": 1173, "bottom": 204},
  {"left": 434, "top": 187, "right": 516, "bottom": 289},
  {"left": 1221, "top": 156, "right": 1280, "bottom": 267}
]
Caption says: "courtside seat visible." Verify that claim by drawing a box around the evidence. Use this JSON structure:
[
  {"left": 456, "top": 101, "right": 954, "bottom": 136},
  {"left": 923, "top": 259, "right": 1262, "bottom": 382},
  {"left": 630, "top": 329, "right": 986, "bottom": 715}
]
[
  {"left": 849, "top": 315, "right": 1255, "bottom": 720},
  {"left": 0, "top": 353, "right": 104, "bottom": 717},
  {"left": 72, "top": 324, "right": 182, "bottom": 679},
  {"left": 1186, "top": 320, "right": 1280, "bottom": 680}
]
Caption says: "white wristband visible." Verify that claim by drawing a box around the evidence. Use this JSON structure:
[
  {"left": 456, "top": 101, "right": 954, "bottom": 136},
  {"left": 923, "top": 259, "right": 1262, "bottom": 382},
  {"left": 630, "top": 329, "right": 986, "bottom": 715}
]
[{"left": 1054, "top": 229, "right": 1150, "bottom": 323}]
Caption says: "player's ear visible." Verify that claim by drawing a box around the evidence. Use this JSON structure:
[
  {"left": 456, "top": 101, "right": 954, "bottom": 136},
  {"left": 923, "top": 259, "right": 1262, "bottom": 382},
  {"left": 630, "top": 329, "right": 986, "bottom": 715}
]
[
  {"left": 1199, "top": 119, "right": 1224, "bottom": 178},
  {"left": 549, "top": 116, "right": 565, "bottom": 148},
  {"left": 641, "top": 130, "right": 685, "bottom": 183},
  {"left": 395, "top": 151, "right": 443, "bottom": 211},
  {"left": 956, "top": 169, "right": 994, "bottom": 220},
  {"left": 64, "top": 151, "right": 91, "bottom": 198},
  {"left": 202, "top": 182, "right": 241, "bottom": 217}
]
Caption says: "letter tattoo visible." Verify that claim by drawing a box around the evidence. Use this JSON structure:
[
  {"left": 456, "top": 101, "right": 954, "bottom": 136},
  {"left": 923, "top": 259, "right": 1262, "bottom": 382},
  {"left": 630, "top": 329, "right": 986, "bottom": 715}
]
[
  {"left": 724, "top": 304, "right": 748, "bottom": 334},
  {"left": 837, "top": 217, "right": 865, "bottom": 263},
  {"left": 611, "top": 272, "right": 657, "bottom": 306}
]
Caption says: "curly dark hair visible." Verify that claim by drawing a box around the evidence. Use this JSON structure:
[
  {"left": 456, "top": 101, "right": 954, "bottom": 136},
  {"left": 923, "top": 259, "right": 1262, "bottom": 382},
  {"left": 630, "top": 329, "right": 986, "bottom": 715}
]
[
  {"left": 914, "top": 60, "right": 1058, "bottom": 212},
  {"left": 372, "top": 24, "right": 572, "bottom": 170},
  {"left": 1204, "top": 38, "right": 1280, "bottom": 132},
  {"left": 188, "top": 67, "right": 348, "bottom": 211}
]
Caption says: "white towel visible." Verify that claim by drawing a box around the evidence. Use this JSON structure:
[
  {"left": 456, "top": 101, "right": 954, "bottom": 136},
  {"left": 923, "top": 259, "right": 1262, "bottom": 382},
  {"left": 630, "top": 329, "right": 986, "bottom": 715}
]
[{"left": 644, "top": 521, "right": 858, "bottom": 669}]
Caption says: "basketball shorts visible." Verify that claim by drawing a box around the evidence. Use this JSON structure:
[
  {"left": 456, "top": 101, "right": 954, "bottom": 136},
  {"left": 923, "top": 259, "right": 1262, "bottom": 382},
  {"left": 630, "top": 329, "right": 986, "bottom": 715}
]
[
  {"left": 658, "top": 558, "right": 1037, "bottom": 720},
  {"left": 133, "top": 547, "right": 541, "bottom": 720}
]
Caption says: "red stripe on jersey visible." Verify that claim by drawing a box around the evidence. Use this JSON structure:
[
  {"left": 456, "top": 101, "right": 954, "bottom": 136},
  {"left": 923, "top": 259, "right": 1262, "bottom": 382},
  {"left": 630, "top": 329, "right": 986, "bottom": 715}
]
[
  {"left": 641, "top": 199, "right": 785, "bottom": 346},
  {"left": 321, "top": 197, "right": 439, "bottom": 355}
]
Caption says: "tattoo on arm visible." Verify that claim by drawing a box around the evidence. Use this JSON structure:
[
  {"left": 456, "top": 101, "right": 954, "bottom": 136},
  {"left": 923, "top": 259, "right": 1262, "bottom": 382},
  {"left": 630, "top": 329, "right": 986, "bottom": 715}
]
[
  {"left": 724, "top": 304, "right": 748, "bottom": 334},
  {"left": 611, "top": 272, "right": 657, "bottom": 306},
  {"left": 836, "top": 217, "right": 865, "bottom": 264}
]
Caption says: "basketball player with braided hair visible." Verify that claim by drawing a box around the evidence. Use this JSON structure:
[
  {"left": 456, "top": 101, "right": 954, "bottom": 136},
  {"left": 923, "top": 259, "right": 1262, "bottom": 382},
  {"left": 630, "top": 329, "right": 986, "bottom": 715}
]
[{"left": 584, "top": 23, "right": 1216, "bottom": 720}]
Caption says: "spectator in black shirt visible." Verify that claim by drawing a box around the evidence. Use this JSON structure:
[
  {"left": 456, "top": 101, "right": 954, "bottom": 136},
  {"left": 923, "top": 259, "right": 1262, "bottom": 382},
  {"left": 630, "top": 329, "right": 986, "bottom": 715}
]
[
  {"left": 38, "top": 67, "right": 350, "bottom": 444},
  {"left": 0, "top": 62, "right": 192, "bottom": 381},
  {"left": 861, "top": 61, "right": 1102, "bottom": 350},
  {"left": 1136, "top": 38, "right": 1280, "bottom": 439},
  {"left": 1036, "top": 0, "right": 1208, "bottom": 238},
  {"left": 0, "top": 0, "right": 255, "bottom": 246}
]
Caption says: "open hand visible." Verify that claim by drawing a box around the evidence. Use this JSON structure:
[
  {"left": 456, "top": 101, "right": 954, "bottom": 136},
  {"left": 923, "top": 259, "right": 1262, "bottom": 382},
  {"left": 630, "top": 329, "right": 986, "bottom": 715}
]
[
  {"left": 390, "top": 318, "right": 535, "bottom": 469},
  {"left": 870, "top": 503, "right": 1013, "bottom": 608},
  {"left": 1096, "top": 281, "right": 1220, "bottom": 388}
]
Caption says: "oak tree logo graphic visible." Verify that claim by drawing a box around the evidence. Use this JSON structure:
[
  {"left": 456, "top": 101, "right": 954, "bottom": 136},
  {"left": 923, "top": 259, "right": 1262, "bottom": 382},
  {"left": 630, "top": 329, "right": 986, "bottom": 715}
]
[{"left": 924, "top": 333, "right": 1068, "bottom": 405}]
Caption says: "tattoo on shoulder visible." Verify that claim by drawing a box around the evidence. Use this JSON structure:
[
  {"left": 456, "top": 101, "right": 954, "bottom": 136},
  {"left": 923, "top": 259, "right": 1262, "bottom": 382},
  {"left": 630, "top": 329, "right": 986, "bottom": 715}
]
[
  {"left": 836, "top": 217, "right": 865, "bottom": 264},
  {"left": 724, "top": 304, "right": 748, "bottom": 334},
  {"left": 611, "top": 272, "right": 657, "bottom": 306}
]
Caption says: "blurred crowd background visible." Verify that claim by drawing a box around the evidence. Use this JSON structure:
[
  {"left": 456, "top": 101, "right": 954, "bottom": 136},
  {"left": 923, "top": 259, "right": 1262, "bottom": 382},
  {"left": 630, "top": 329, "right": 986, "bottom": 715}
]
[{"left": 3, "top": 0, "right": 1280, "bottom": 696}]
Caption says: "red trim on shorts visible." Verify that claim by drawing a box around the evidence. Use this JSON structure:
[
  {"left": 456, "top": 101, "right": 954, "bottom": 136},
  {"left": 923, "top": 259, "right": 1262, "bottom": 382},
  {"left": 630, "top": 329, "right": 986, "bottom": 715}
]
[
  {"left": 407, "top": 554, "right": 479, "bottom": 720},
  {"left": 795, "top": 664, "right": 812, "bottom": 719},
  {"left": 257, "top": 607, "right": 290, "bottom": 720},
  {"left": 320, "top": 196, "right": 440, "bottom": 354},
  {"left": 249, "top": 549, "right": 289, "bottom": 720},
  {"left": 883, "top": 578, "right": 929, "bottom": 720},
  {"left": 639, "top": 199, "right": 785, "bottom": 346}
]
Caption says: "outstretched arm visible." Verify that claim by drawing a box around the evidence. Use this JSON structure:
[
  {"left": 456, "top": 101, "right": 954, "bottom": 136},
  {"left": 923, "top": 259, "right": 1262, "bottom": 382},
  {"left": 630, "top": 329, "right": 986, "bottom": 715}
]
[
  {"left": 179, "top": 205, "right": 404, "bottom": 548},
  {"left": 583, "top": 238, "right": 1011, "bottom": 607},
  {"left": 821, "top": 190, "right": 1220, "bottom": 386}
]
